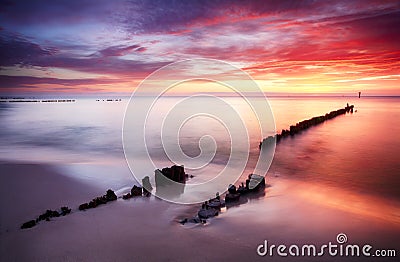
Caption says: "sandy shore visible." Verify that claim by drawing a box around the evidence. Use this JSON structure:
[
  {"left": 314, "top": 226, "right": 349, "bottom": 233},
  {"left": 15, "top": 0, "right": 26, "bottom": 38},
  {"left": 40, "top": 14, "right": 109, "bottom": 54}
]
[
  {"left": 1, "top": 162, "right": 399, "bottom": 261},
  {"left": 0, "top": 162, "right": 257, "bottom": 261}
]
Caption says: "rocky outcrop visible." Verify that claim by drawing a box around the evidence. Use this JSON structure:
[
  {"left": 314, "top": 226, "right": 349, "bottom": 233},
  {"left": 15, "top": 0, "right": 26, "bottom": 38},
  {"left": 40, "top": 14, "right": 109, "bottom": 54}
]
[
  {"left": 79, "top": 189, "right": 117, "bottom": 211},
  {"left": 122, "top": 185, "right": 144, "bottom": 200},
  {"left": 157, "top": 165, "right": 186, "bottom": 184},
  {"left": 180, "top": 173, "right": 268, "bottom": 225},
  {"left": 131, "top": 185, "right": 143, "bottom": 196},
  {"left": 60, "top": 206, "right": 72, "bottom": 216},
  {"left": 122, "top": 193, "right": 132, "bottom": 200},
  {"left": 21, "top": 220, "right": 36, "bottom": 229},
  {"left": 20, "top": 206, "right": 72, "bottom": 229},
  {"left": 155, "top": 165, "right": 186, "bottom": 198},
  {"left": 198, "top": 208, "right": 218, "bottom": 219}
]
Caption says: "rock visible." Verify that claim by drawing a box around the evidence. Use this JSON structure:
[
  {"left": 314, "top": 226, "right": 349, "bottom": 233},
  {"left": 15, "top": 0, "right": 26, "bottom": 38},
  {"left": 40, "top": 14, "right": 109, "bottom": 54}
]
[
  {"left": 225, "top": 193, "right": 240, "bottom": 202},
  {"left": 60, "top": 206, "right": 71, "bottom": 216},
  {"left": 143, "top": 188, "right": 151, "bottom": 197},
  {"left": 188, "top": 217, "right": 202, "bottom": 224},
  {"left": 122, "top": 193, "right": 132, "bottom": 200},
  {"left": 21, "top": 220, "right": 36, "bottom": 229},
  {"left": 237, "top": 183, "right": 248, "bottom": 194},
  {"left": 228, "top": 184, "right": 237, "bottom": 194},
  {"left": 160, "top": 165, "right": 186, "bottom": 183},
  {"left": 38, "top": 209, "right": 60, "bottom": 221},
  {"left": 198, "top": 208, "right": 218, "bottom": 219},
  {"left": 106, "top": 189, "right": 117, "bottom": 201},
  {"left": 79, "top": 189, "right": 117, "bottom": 211},
  {"left": 246, "top": 174, "right": 265, "bottom": 191},
  {"left": 155, "top": 166, "right": 186, "bottom": 197},
  {"left": 51, "top": 210, "right": 60, "bottom": 217},
  {"left": 79, "top": 203, "right": 89, "bottom": 210},
  {"left": 88, "top": 200, "right": 97, "bottom": 208},
  {"left": 131, "top": 185, "right": 143, "bottom": 196},
  {"left": 208, "top": 198, "right": 225, "bottom": 209}
]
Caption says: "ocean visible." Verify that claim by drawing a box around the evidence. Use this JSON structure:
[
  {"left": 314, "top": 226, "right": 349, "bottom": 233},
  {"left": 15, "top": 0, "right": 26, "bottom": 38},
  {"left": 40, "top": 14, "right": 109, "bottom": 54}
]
[{"left": 0, "top": 96, "right": 399, "bottom": 201}]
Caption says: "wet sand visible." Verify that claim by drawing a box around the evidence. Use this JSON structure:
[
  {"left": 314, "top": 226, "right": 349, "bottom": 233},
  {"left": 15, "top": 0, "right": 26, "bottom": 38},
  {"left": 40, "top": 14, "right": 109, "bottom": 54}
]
[{"left": 1, "top": 162, "right": 399, "bottom": 261}]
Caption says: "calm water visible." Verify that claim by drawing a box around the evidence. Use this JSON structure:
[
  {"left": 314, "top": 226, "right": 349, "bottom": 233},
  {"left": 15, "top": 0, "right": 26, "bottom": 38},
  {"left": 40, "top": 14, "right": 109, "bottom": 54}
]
[
  {"left": 0, "top": 96, "right": 399, "bottom": 201},
  {"left": 1, "top": 96, "right": 399, "bottom": 261}
]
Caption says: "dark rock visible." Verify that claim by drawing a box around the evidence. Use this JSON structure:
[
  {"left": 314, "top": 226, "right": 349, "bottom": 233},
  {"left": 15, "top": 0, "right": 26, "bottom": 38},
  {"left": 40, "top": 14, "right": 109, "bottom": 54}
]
[
  {"left": 228, "top": 184, "right": 237, "bottom": 194},
  {"left": 60, "top": 206, "right": 71, "bottom": 216},
  {"left": 225, "top": 193, "right": 240, "bottom": 202},
  {"left": 207, "top": 198, "right": 225, "bottom": 209},
  {"left": 155, "top": 165, "right": 186, "bottom": 197},
  {"left": 143, "top": 189, "right": 151, "bottom": 197},
  {"left": 246, "top": 174, "right": 265, "bottom": 191},
  {"left": 237, "top": 183, "right": 248, "bottom": 194},
  {"left": 79, "top": 203, "right": 89, "bottom": 210},
  {"left": 21, "top": 220, "right": 36, "bottom": 229},
  {"left": 122, "top": 193, "right": 132, "bottom": 200},
  {"left": 88, "top": 200, "right": 97, "bottom": 208},
  {"left": 79, "top": 189, "right": 117, "bottom": 210},
  {"left": 188, "top": 217, "right": 202, "bottom": 224},
  {"left": 38, "top": 209, "right": 60, "bottom": 221},
  {"left": 105, "top": 189, "right": 117, "bottom": 201},
  {"left": 131, "top": 185, "right": 143, "bottom": 196},
  {"left": 159, "top": 165, "right": 186, "bottom": 183},
  {"left": 51, "top": 210, "right": 60, "bottom": 217},
  {"left": 198, "top": 208, "right": 218, "bottom": 219}
]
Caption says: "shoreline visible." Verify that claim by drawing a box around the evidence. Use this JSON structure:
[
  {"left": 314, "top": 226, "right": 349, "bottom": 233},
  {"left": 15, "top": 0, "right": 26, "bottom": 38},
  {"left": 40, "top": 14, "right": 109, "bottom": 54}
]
[{"left": 1, "top": 161, "right": 399, "bottom": 261}]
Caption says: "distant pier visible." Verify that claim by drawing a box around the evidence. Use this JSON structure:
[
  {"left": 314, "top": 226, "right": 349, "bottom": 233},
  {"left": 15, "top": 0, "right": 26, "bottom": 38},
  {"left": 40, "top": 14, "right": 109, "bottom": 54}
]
[{"left": 0, "top": 97, "right": 75, "bottom": 103}]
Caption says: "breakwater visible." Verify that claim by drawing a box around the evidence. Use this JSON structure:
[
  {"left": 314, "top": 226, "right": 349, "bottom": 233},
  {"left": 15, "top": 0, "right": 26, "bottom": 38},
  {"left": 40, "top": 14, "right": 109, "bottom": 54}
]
[{"left": 260, "top": 104, "right": 354, "bottom": 148}]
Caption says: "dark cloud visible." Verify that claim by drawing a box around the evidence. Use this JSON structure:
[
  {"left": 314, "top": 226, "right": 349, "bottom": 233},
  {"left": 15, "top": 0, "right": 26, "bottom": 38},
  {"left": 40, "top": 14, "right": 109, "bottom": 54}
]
[
  {"left": 0, "top": 0, "right": 326, "bottom": 34},
  {"left": 97, "top": 44, "right": 142, "bottom": 57},
  {"left": 0, "top": 31, "right": 169, "bottom": 76},
  {"left": 0, "top": 0, "right": 119, "bottom": 25},
  {"left": 337, "top": 10, "right": 400, "bottom": 49},
  {"left": 118, "top": 0, "right": 320, "bottom": 34},
  {"left": 1, "top": 0, "right": 398, "bottom": 35},
  {"left": 0, "top": 31, "right": 56, "bottom": 67},
  {"left": 0, "top": 75, "right": 122, "bottom": 89},
  {"left": 35, "top": 55, "right": 169, "bottom": 77}
]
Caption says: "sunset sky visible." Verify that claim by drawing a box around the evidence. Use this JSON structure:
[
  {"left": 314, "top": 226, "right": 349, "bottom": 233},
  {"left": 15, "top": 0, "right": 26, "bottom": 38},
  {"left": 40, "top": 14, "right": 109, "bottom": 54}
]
[{"left": 0, "top": 0, "right": 399, "bottom": 96}]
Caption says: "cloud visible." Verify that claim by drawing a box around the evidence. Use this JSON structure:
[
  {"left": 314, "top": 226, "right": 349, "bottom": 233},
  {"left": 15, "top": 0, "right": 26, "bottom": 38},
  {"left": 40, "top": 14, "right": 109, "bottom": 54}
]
[
  {"left": 0, "top": 0, "right": 120, "bottom": 26},
  {"left": 0, "top": 31, "right": 169, "bottom": 77},
  {"left": 117, "top": 0, "right": 321, "bottom": 34},
  {"left": 0, "top": 75, "right": 123, "bottom": 89},
  {"left": 0, "top": 0, "right": 399, "bottom": 94},
  {"left": 96, "top": 44, "right": 142, "bottom": 57},
  {"left": 0, "top": 31, "right": 56, "bottom": 67}
]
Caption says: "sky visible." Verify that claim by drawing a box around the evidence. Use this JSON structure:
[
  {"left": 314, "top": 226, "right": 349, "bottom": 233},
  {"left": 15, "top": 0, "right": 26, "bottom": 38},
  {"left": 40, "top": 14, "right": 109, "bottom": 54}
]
[{"left": 0, "top": 0, "right": 399, "bottom": 96}]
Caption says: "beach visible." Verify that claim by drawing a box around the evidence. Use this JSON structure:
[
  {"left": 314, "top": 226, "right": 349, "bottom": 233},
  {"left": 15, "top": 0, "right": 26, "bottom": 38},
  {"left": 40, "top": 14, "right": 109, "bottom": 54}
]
[{"left": 1, "top": 161, "right": 399, "bottom": 261}]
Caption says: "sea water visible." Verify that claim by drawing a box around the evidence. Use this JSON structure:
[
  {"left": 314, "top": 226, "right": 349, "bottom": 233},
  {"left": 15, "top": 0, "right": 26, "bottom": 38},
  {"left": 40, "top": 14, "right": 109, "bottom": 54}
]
[{"left": 0, "top": 96, "right": 399, "bottom": 200}]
